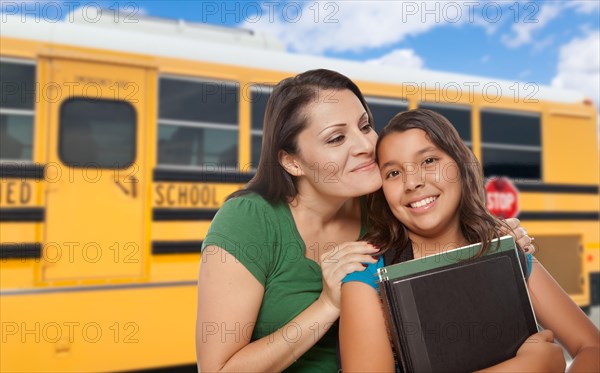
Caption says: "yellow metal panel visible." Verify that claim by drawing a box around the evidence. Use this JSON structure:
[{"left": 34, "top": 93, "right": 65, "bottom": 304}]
[
  {"left": 239, "top": 79, "right": 252, "bottom": 168},
  {"left": 0, "top": 37, "right": 45, "bottom": 59},
  {"left": 519, "top": 193, "right": 599, "bottom": 211},
  {"left": 0, "top": 223, "right": 38, "bottom": 243},
  {"left": 522, "top": 221, "right": 599, "bottom": 242},
  {"left": 151, "top": 221, "right": 211, "bottom": 242},
  {"left": 1, "top": 285, "right": 197, "bottom": 372},
  {"left": 150, "top": 255, "right": 200, "bottom": 282},
  {"left": 585, "top": 247, "right": 600, "bottom": 275},
  {"left": 0, "top": 259, "right": 37, "bottom": 288},
  {"left": 543, "top": 111, "right": 599, "bottom": 185},
  {"left": 40, "top": 57, "right": 148, "bottom": 283}
]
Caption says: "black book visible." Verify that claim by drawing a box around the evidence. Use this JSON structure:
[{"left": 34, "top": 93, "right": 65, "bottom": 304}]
[{"left": 377, "top": 236, "right": 538, "bottom": 373}]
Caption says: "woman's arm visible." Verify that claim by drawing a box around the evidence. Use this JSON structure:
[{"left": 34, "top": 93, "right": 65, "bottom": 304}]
[
  {"left": 340, "top": 282, "right": 395, "bottom": 373},
  {"left": 528, "top": 260, "right": 600, "bottom": 372},
  {"left": 196, "top": 246, "right": 339, "bottom": 373}
]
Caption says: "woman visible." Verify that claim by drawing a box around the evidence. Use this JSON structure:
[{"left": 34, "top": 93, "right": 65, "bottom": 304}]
[
  {"left": 340, "top": 109, "right": 599, "bottom": 372},
  {"left": 196, "top": 70, "right": 531, "bottom": 372}
]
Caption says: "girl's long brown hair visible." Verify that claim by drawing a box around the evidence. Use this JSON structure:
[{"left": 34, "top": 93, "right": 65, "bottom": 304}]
[{"left": 365, "top": 109, "right": 512, "bottom": 262}]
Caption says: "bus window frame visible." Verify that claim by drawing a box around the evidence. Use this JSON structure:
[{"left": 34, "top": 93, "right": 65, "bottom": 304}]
[
  {"left": 417, "top": 101, "right": 473, "bottom": 147},
  {"left": 0, "top": 57, "right": 37, "bottom": 164},
  {"left": 157, "top": 74, "right": 241, "bottom": 172},
  {"left": 479, "top": 107, "right": 543, "bottom": 181},
  {"left": 249, "top": 84, "right": 274, "bottom": 172},
  {"left": 365, "top": 96, "right": 409, "bottom": 133}
]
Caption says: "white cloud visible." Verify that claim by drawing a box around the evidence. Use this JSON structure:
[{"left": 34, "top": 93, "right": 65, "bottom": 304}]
[
  {"left": 366, "top": 49, "right": 424, "bottom": 69},
  {"left": 564, "top": 1, "right": 600, "bottom": 14},
  {"left": 245, "top": 1, "right": 589, "bottom": 58},
  {"left": 244, "top": 1, "right": 492, "bottom": 54},
  {"left": 501, "top": 3, "right": 562, "bottom": 48},
  {"left": 532, "top": 35, "right": 555, "bottom": 54},
  {"left": 552, "top": 31, "right": 600, "bottom": 109}
]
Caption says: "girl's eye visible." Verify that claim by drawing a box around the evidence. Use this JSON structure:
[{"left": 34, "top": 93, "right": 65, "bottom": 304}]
[
  {"left": 424, "top": 157, "right": 436, "bottom": 165},
  {"left": 360, "top": 123, "right": 373, "bottom": 132},
  {"left": 385, "top": 170, "right": 400, "bottom": 179},
  {"left": 327, "top": 135, "right": 344, "bottom": 144}
]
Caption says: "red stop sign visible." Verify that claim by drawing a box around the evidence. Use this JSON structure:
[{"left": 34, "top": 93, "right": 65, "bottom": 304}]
[{"left": 485, "top": 177, "right": 519, "bottom": 218}]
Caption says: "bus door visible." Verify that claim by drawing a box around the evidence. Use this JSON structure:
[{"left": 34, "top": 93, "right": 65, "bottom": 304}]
[{"left": 42, "top": 57, "right": 148, "bottom": 282}]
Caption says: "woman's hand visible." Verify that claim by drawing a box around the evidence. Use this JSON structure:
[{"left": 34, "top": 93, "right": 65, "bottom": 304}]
[
  {"left": 319, "top": 241, "right": 379, "bottom": 312},
  {"left": 502, "top": 218, "right": 535, "bottom": 254},
  {"left": 516, "top": 330, "right": 566, "bottom": 372}
]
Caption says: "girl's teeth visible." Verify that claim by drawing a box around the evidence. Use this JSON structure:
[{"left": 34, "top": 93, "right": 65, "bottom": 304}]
[{"left": 410, "top": 196, "right": 436, "bottom": 208}]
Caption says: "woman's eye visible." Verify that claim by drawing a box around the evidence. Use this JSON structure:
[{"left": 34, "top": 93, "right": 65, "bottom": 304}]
[
  {"left": 385, "top": 170, "right": 400, "bottom": 179},
  {"left": 360, "top": 123, "right": 373, "bottom": 132},
  {"left": 424, "top": 157, "right": 436, "bottom": 165},
  {"left": 327, "top": 135, "right": 344, "bottom": 144}
]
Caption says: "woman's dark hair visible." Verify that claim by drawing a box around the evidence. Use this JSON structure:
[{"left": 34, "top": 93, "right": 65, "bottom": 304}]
[
  {"left": 366, "top": 109, "right": 511, "bottom": 262},
  {"left": 229, "top": 69, "right": 373, "bottom": 203}
]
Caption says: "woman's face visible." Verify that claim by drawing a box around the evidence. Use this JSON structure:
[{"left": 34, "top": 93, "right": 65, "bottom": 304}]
[
  {"left": 291, "top": 89, "right": 382, "bottom": 199},
  {"left": 378, "top": 129, "right": 462, "bottom": 241}
]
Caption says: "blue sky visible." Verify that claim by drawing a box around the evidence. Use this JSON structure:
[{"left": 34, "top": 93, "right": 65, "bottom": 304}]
[{"left": 2, "top": 0, "right": 599, "bottom": 106}]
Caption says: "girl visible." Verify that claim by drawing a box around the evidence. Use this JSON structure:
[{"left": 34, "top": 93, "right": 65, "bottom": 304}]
[
  {"left": 340, "top": 109, "right": 600, "bottom": 372},
  {"left": 196, "top": 71, "right": 532, "bottom": 373}
]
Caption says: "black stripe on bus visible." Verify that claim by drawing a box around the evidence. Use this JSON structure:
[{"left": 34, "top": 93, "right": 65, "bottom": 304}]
[
  {"left": 127, "top": 363, "right": 197, "bottom": 373},
  {"left": 0, "top": 163, "right": 45, "bottom": 180},
  {"left": 153, "top": 168, "right": 254, "bottom": 183},
  {"left": 0, "top": 208, "right": 45, "bottom": 222},
  {"left": 0, "top": 243, "right": 41, "bottom": 259},
  {"left": 518, "top": 212, "right": 600, "bottom": 221},
  {"left": 153, "top": 208, "right": 218, "bottom": 221},
  {"left": 514, "top": 183, "right": 598, "bottom": 194},
  {"left": 152, "top": 240, "right": 203, "bottom": 255}
]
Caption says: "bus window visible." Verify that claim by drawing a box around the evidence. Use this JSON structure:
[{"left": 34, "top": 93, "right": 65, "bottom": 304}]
[
  {"left": 0, "top": 60, "right": 35, "bottom": 161},
  {"left": 59, "top": 98, "right": 136, "bottom": 169},
  {"left": 366, "top": 96, "right": 408, "bottom": 133},
  {"left": 481, "top": 110, "right": 541, "bottom": 180},
  {"left": 250, "top": 85, "right": 272, "bottom": 168},
  {"left": 158, "top": 77, "right": 239, "bottom": 169},
  {"left": 418, "top": 103, "right": 472, "bottom": 146}
]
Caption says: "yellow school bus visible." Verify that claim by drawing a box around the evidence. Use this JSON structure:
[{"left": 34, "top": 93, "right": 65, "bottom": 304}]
[{"left": 1, "top": 10, "right": 598, "bottom": 372}]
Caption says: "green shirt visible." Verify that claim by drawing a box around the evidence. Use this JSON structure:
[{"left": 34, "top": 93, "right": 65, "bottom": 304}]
[{"left": 202, "top": 192, "right": 366, "bottom": 373}]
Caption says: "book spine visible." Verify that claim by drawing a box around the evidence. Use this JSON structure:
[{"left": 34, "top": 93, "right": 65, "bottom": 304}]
[{"left": 380, "top": 281, "right": 410, "bottom": 373}]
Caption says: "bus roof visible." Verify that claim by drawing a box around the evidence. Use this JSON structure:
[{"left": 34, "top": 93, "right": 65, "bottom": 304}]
[{"left": 1, "top": 11, "right": 586, "bottom": 104}]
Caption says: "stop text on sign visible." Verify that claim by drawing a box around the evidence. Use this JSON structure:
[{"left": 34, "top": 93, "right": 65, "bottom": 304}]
[{"left": 485, "top": 177, "right": 519, "bottom": 219}]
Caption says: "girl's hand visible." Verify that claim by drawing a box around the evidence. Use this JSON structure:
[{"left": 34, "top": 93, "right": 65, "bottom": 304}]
[
  {"left": 502, "top": 218, "right": 535, "bottom": 254},
  {"left": 319, "top": 241, "right": 379, "bottom": 312},
  {"left": 516, "top": 330, "right": 566, "bottom": 372}
]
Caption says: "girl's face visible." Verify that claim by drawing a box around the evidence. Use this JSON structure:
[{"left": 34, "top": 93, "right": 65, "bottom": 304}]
[
  {"left": 378, "top": 129, "right": 462, "bottom": 241},
  {"left": 291, "top": 89, "right": 382, "bottom": 199}
]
